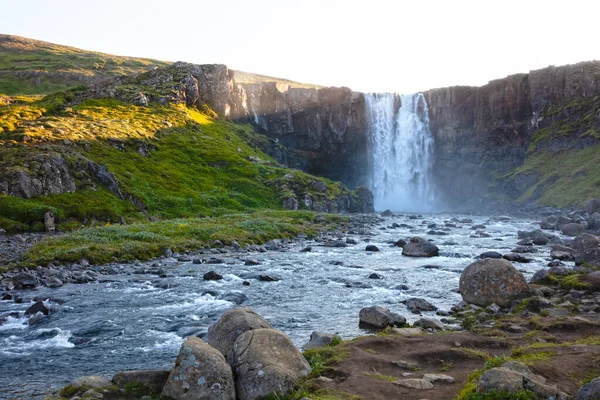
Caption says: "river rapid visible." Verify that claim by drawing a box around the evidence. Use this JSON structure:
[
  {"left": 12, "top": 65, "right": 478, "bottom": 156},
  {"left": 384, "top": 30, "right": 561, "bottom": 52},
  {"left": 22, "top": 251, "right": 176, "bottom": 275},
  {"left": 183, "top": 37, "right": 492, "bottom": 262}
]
[{"left": 0, "top": 213, "right": 556, "bottom": 399}]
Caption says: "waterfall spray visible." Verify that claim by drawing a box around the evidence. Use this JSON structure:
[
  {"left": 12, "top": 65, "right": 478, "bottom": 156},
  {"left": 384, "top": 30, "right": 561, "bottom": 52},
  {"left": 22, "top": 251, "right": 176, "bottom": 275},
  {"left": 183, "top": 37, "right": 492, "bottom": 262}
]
[{"left": 365, "top": 92, "right": 435, "bottom": 212}]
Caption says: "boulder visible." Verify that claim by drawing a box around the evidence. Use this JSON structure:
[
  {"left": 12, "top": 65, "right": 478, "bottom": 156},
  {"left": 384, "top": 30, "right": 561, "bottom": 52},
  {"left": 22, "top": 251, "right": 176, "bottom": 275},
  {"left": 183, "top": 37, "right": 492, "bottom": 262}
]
[
  {"left": 459, "top": 259, "right": 529, "bottom": 307},
  {"left": 480, "top": 251, "right": 503, "bottom": 259},
  {"left": 578, "top": 377, "right": 600, "bottom": 400},
  {"left": 207, "top": 308, "right": 273, "bottom": 358},
  {"left": 365, "top": 245, "right": 380, "bottom": 252},
  {"left": 303, "top": 331, "right": 341, "bottom": 350},
  {"left": 203, "top": 271, "right": 223, "bottom": 281},
  {"left": 393, "top": 378, "right": 433, "bottom": 389},
  {"left": 162, "top": 337, "right": 235, "bottom": 400},
  {"left": 583, "top": 198, "right": 600, "bottom": 214},
  {"left": 402, "top": 237, "right": 439, "bottom": 257},
  {"left": 477, "top": 363, "right": 568, "bottom": 399},
  {"left": 359, "top": 306, "right": 406, "bottom": 329},
  {"left": 530, "top": 269, "right": 550, "bottom": 284},
  {"left": 502, "top": 253, "right": 531, "bottom": 263},
  {"left": 405, "top": 297, "right": 437, "bottom": 314},
  {"left": 230, "top": 329, "right": 311, "bottom": 400},
  {"left": 422, "top": 373, "right": 455, "bottom": 384},
  {"left": 113, "top": 370, "right": 170, "bottom": 394},
  {"left": 24, "top": 300, "right": 49, "bottom": 316},
  {"left": 562, "top": 223, "right": 586, "bottom": 236},
  {"left": 414, "top": 318, "right": 445, "bottom": 330},
  {"left": 572, "top": 233, "right": 600, "bottom": 266}
]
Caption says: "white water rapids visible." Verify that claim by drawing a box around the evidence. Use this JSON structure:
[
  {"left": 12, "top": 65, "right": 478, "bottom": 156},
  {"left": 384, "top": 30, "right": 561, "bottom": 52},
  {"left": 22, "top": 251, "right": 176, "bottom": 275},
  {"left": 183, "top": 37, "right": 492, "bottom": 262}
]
[{"left": 365, "top": 93, "right": 436, "bottom": 212}]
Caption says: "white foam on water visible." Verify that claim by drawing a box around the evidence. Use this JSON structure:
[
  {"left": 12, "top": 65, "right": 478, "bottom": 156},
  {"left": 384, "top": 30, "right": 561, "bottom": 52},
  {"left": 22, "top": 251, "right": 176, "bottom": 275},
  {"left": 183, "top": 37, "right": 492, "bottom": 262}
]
[
  {"left": 1, "top": 328, "right": 75, "bottom": 353},
  {"left": 134, "top": 329, "right": 184, "bottom": 352},
  {"left": 0, "top": 315, "right": 28, "bottom": 331}
]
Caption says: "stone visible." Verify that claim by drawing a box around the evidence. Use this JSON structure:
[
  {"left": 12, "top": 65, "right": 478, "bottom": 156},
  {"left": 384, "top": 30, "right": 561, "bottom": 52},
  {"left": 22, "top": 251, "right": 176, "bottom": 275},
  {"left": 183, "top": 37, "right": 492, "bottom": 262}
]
[
  {"left": 393, "top": 378, "right": 434, "bottom": 389},
  {"left": 359, "top": 306, "right": 406, "bottom": 329},
  {"left": 502, "top": 253, "right": 531, "bottom": 263},
  {"left": 405, "top": 297, "right": 437, "bottom": 314},
  {"left": 230, "top": 329, "right": 311, "bottom": 400},
  {"left": 368, "top": 273, "right": 384, "bottom": 279},
  {"left": 45, "top": 277, "right": 63, "bottom": 288},
  {"left": 389, "top": 327, "right": 424, "bottom": 337},
  {"left": 562, "top": 223, "right": 586, "bottom": 236},
  {"left": 24, "top": 300, "right": 49, "bottom": 316},
  {"left": 303, "top": 331, "right": 341, "bottom": 350},
  {"left": 161, "top": 337, "right": 235, "bottom": 400},
  {"left": 546, "top": 308, "right": 570, "bottom": 318},
  {"left": 422, "top": 373, "right": 455, "bottom": 384},
  {"left": 394, "top": 239, "right": 407, "bottom": 248},
  {"left": 69, "top": 376, "right": 112, "bottom": 390},
  {"left": 459, "top": 258, "right": 529, "bottom": 307},
  {"left": 257, "top": 275, "right": 279, "bottom": 282},
  {"left": 414, "top": 318, "right": 445, "bottom": 330},
  {"left": 207, "top": 308, "right": 273, "bottom": 358},
  {"left": 381, "top": 209, "right": 394, "bottom": 217},
  {"left": 219, "top": 291, "right": 248, "bottom": 305},
  {"left": 11, "top": 272, "right": 37, "bottom": 288},
  {"left": 583, "top": 198, "right": 600, "bottom": 214},
  {"left": 365, "top": 244, "right": 379, "bottom": 252},
  {"left": 44, "top": 211, "right": 55, "bottom": 232},
  {"left": 480, "top": 251, "right": 503, "bottom": 259},
  {"left": 530, "top": 269, "right": 550, "bottom": 284},
  {"left": 477, "top": 365, "right": 568, "bottom": 399},
  {"left": 578, "top": 377, "right": 600, "bottom": 400},
  {"left": 203, "top": 271, "right": 223, "bottom": 281},
  {"left": 402, "top": 237, "right": 439, "bottom": 257},
  {"left": 112, "top": 370, "right": 170, "bottom": 394},
  {"left": 244, "top": 259, "right": 261, "bottom": 266}
]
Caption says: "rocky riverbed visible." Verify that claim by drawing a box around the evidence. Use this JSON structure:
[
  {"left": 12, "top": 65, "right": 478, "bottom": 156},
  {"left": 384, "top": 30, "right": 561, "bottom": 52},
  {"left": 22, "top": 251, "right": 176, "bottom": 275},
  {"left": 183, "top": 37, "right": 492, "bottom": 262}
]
[{"left": 1, "top": 208, "right": 600, "bottom": 399}]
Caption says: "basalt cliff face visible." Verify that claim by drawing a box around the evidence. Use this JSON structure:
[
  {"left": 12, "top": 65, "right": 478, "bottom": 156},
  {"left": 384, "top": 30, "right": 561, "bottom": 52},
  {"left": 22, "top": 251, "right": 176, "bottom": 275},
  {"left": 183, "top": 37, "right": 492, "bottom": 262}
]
[{"left": 51, "top": 59, "right": 600, "bottom": 210}]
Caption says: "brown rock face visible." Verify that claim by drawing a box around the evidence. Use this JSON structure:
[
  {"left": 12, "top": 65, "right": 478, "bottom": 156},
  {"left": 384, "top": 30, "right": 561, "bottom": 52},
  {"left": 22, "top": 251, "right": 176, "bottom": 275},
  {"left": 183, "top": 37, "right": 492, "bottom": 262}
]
[{"left": 459, "top": 258, "right": 529, "bottom": 307}]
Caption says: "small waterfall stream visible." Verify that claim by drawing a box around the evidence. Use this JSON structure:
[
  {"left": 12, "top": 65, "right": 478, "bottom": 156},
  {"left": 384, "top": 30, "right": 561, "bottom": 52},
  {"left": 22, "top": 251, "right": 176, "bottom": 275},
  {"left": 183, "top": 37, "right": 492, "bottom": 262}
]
[{"left": 365, "top": 92, "right": 435, "bottom": 212}]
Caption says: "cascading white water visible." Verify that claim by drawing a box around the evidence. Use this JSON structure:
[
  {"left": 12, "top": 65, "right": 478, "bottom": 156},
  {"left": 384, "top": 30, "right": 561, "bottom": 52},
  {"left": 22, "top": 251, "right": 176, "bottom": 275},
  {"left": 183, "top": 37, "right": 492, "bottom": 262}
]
[{"left": 365, "top": 92, "right": 435, "bottom": 212}]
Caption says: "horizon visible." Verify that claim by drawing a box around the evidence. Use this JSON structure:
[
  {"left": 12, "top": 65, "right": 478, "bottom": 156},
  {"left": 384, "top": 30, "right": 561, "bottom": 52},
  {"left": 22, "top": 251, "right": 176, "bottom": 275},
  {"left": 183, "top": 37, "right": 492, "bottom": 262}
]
[{"left": 4, "top": 0, "right": 600, "bottom": 94}]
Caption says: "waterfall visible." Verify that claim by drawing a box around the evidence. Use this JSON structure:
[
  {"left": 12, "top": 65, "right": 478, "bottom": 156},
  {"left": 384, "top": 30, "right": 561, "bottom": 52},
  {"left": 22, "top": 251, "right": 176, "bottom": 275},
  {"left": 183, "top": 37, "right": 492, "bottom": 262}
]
[{"left": 365, "top": 92, "right": 435, "bottom": 212}]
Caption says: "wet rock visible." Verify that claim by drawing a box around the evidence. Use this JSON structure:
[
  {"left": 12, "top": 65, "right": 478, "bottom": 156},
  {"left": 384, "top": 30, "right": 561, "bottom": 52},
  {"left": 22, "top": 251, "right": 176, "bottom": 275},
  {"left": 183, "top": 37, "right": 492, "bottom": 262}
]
[
  {"left": 303, "top": 331, "right": 341, "bottom": 350},
  {"left": 502, "top": 253, "right": 531, "bottom": 263},
  {"left": 203, "top": 271, "right": 223, "bottom": 281},
  {"left": 324, "top": 240, "right": 347, "bottom": 248},
  {"left": 381, "top": 210, "right": 394, "bottom": 217},
  {"left": 393, "top": 378, "right": 433, "bottom": 389},
  {"left": 207, "top": 308, "right": 273, "bottom": 358},
  {"left": 551, "top": 244, "right": 575, "bottom": 261},
  {"left": 258, "top": 275, "right": 279, "bottom": 282},
  {"left": 365, "top": 244, "right": 379, "bottom": 252},
  {"left": 300, "top": 246, "right": 312, "bottom": 252},
  {"left": 12, "top": 272, "right": 37, "bottom": 289},
  {"left": 359, "top": 306, "right": 406, "bottom": 329},
  {"left": 393, "top": 284, "right": 410, "bottom": 290},
  {"left": 562, "top": 223, "right": 586, "bottom": 236},
  {"left": 162, "top": 337, "right": 235, "bottom": 400},
  {"left": 368, "top": 273, "right": 384, "bottom": 279},
  {"left": 230, "top": 329, "right": 311, "bottom": 400},
  {"left": 244, "top": 259, "right": 261, "bottom": 266},
  {"left": 459, "top": 259, "right": 529, "bottom": 307},
  {"left": 112, "top": 370, "right": 170, "bottom": 394},
  {"left": 346, "top": 238, "right": 357, "bottom": 245},
  {"left": 219, "top": 291, "right": 248, "bottom": 305},
  {"left": 583, "top": 198, "right": 600, "bottom": 214},
  {"left": 394, "top": 239, "right": 407, "bottom": 248},
  {"left": 405, "top": 298, "right": 437, "bottom": 314},
  {"left": 511, "top": 246, "right": 537, "bottom": 254},
  {"left": 264, "top": 240, "right": 280, "bottom": 251},
  {"left": 480, "top": 251, "right": 503, "bottom": 259},
  {"left": 24, "top": 300, "right": 49, "bottom": 316},
  {"left": 402, "top": 237, "right": 439, "bottom": 257}
]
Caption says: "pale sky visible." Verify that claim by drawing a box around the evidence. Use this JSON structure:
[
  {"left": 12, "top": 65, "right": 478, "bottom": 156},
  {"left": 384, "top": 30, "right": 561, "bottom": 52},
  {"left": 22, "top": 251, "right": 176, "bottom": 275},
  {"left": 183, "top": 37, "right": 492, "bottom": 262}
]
[{"left": 3, "top": 0, "right": 599, "bottom": 93}]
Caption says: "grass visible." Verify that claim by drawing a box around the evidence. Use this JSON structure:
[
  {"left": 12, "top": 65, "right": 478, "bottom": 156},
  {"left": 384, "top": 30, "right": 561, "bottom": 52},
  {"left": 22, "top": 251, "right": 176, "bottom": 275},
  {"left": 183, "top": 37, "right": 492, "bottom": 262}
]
[
  {"left": 366, "top": 370, "right": 397, "bottom": 382},
  {"left": 17, "top": 210, "right": 347, "bottom": 266}
]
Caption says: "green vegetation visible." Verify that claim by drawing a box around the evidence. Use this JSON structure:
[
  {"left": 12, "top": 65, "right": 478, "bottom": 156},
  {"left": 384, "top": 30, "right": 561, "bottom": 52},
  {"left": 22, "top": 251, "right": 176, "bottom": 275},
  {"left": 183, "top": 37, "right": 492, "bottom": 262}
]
[
  {"left": 366, "top": 370, "right": 397, "bottom": 382},
  {"left": 559, "top": 274, "right": 592, "bottom": 290},
  {"left": 0, "top": 34, "right": 169, "bottom": 95},
  {"left": 303, "top": 341, "right": 349, "bottom": 378},
  {"left": 462, "top": 390, "right": 537, "bottom": 400}
]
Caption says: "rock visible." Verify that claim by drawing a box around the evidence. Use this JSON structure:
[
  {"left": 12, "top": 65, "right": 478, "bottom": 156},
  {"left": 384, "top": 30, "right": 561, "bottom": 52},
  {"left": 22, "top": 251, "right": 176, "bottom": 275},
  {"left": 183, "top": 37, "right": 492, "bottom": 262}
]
[
  {"left": 359, "top": 306, "right": 406, "bottom": 329},
  {"left": 480, "top": 251, "right": 503, "bottom": 259},
  {"left": 203, "top": 271, "right": 223, "bottom": 281},
  {"left": 578, "top": 377, "right": 600, "bottom": 400},
  {"left": 487, "top": 303, "right": 501, "bottom": 313},
  {"left": 303, "top": 331, "right": 341, "bottom": 350},
  {"left": 546, "top": 308, "right": 570, "bottom": 318},
  {"left": 394, "top": 239, "right": 407, "bottom": 248},
  {"left": 572, "top": 233, "right": 600, "bottom": 266},
  {"left": 219, "top": 291, "right": 248, "bottom": 305},
  {"left": 530, "top": 269, "right": 550, "bottom": 284},
  {"left": 422, "top": 373, "right": 455, "bottom": 384},
  {"left": 257, "top": 275, "right": 279, "bottom": 282},
  {"left": 24, "top": 300, "right": 49, "bottom": 316},
  {"left": 324, "top": 240, "right": 347, "bottom": 248},
  {"left": 112, "top": 370, "right": 170, "bottom": 394},
  {"left": 230, "top": 329, "right": 311, "bottom": 400},
  {"left": 393, "top": 378, "right": 433, "bottom": 389},
  {"left": 562, "top": 223, "right": 586, "bottom": 236},
  {"left": 69, "top": 376, "right": 112, "bottom": 391},
  {"left": 551, "top": 244, "right": 575, "bottom": 261},
  {"left": 368, "top": 273, "right": 384, "bottom": 279},
  {"left": 244, "top": 259, "right": 261, "bottom": 266},
  {"left": 414, "top": 318, "right": 445, "bottom": 330},
  {"left": 264, "top": 240, "right": 280, "bottom": 251},
  {"left": 365, "top": 244, "right": 379, "bottom": 252},
  {"left": 44, "top": 211, "right": 55, "bottom": 232},
  {"left": 459, "top": 259, "right": 529, "bottom": 307},
  {"left": 583, "top": 198, "right": 600, "bottom": 214},
  {"left": 405, "top": 297, "right": 437, "bottom": 314},
  {"left": 502, "top": 253, "right": 531, "bottom": 263},
  {"left": 162, "top": 337, "right": 235, "bottom": 400},
  {"left": 389, "top": 327, "right": 424, "bottom": 337},
  {"left": 12, "top": 272, "right": 37, "bottom": 288},
  {"left": 45, "top": 277, "right": 64, "bottom": 288},
  {"left": 346, "top": 238, "right": 357, "bottom": 245},
  {"left": 402, "top": 237, "right": 439, "bottom": 257},
  {"left": 381, "top": 210, "right": 394, "bottom": 217},
  {"left": 300, "top": 246, "right": 312, "bottom": 252},
  {"left": 477, "top": 364, "right": 568, "bottom": 399},
  {"left": 207, "top": 308, "right": 273, "bottom": 358}
]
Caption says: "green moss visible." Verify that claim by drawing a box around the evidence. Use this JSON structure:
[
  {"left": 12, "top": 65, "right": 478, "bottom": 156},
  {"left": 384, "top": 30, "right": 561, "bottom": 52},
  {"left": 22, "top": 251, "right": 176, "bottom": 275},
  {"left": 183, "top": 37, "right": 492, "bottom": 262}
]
[{"left": 560, "top": 274, "right": 592, "bottom": 290}]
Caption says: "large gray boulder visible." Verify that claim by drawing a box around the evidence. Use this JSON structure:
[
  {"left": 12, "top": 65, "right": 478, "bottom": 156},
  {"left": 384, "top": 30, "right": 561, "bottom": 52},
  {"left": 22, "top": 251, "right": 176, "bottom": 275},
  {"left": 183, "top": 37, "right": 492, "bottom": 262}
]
[
  {"left": 583, "top": 198, "right": 600, "bottom": 214},
  {"left": 229, "top": 328, "right": 311, "bottom": 400},
  {"left": 477, "top": 363, "right": 568, "bottom": 399},
  {"left": 207, "top": 308, "right": 273, "bottom": 358},
  {"left": 161, "top": 337, "right": 235, "bottom": 400},
  {"left": 402, "top": 237, "right": 439, "bottom": 257},
  {"left": 562, "top": 223, "right": 586, "bottom": 236},
  {"left": 572, "top": 233, "right": 600, "bottom": 266},
  {"left": 359, "top": 306, "right": 406, "bottom": 329},
  {"left": 459, "top": 259, "right": 529, "bottom": 307},
  {"left": 579, "top": 377, "right": 600, "bottom": 400}
]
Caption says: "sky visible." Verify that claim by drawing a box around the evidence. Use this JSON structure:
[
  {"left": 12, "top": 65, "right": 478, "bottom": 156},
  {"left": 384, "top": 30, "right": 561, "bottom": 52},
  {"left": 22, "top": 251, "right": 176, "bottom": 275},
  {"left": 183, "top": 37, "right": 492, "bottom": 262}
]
[{"left": 3, "top": 0, "right": 600, "bottom": 93}]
